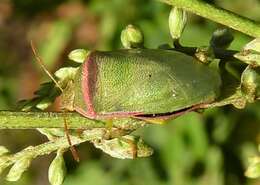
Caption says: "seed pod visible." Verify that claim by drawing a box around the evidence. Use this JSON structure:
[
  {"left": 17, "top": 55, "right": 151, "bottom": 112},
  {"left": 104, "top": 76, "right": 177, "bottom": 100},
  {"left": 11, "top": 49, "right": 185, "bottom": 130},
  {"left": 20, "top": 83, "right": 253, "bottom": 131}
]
[
  {"left": 6, "top": 156, "right": 32, "bottom": 181},
  {"left": 48, "top": 150, "right": 66, "bottom": 185},
  {"left": 169, "top": 7, "right": 187, "bottom": 40},
  {"left": 121, "top": 24, "right": 144, "bottom": 49}
]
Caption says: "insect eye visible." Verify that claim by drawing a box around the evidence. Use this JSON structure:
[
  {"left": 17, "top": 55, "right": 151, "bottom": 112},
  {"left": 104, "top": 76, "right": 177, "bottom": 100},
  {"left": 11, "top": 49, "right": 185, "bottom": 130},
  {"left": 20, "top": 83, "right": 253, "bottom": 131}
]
[{"left": 148, "top": 74, "right": 152, "bottom": 78}]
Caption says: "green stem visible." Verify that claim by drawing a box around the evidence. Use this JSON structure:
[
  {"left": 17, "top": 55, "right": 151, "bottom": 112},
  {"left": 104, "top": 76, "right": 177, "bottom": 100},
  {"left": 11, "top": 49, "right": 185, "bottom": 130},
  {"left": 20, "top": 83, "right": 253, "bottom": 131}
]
[
  {"left": 1, "top": 129, "right": 107, "bottom": 168},
  {"left": 159, "top": 0, "right": 260, "bottom": 38},
  {"left": 0, "top": 111, "right": 146, "bottom": 130}
]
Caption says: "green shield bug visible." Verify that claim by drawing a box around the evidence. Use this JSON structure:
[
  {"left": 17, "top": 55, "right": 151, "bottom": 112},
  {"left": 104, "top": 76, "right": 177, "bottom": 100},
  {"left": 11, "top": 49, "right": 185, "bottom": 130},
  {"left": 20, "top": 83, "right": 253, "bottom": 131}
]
[
  {"left": 31, "top": 41, "right": 222, "bottom": 160},
  {"left": 65, "top": 48, "right": 222, "bottom": 121}
]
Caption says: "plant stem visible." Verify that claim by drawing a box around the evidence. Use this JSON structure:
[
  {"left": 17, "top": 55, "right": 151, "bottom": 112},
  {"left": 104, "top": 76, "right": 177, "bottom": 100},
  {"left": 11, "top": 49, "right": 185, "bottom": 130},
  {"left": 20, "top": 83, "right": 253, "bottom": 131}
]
[
  {"left": 1, "top": 129, "right": 107, "bottom": 167},
  {"left": 159, "top": 0, "right": 260, "bottom": 38},
  {"left": 0, "top": 111, "right": 147, "bottom": 130}
]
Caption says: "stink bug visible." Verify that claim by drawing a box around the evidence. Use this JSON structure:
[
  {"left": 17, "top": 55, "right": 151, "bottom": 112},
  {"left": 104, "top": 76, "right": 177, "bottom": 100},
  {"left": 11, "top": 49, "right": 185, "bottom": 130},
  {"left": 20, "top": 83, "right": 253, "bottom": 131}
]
[{"left": 63, "top": 48, "right": 222, "bottom": 122}]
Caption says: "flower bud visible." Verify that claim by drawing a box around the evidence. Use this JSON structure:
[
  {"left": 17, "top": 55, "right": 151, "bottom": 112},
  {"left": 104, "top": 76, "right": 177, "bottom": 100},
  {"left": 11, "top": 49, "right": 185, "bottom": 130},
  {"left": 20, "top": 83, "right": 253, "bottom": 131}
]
[
  {"left": 6, "top": 156, "right": 32, "bottom": 181},
  {"left": 169, "top": 7, "right": 187, "bottom": 40},
  {"left": 0, "top": 146, "right": 9, "bottom": 156},
  {"left": 68, "top": 49, "right": 89, "bottom": 63},
  {"left": 241, "top": 66, "right": 260, "bottom": 102},
  {"left": 54, "top": 67, "right": 78, "bottom": 81},
  {"left": 48, "top": 150, "right": 66, "bottom": 185},
  {"left": 121, "top": 24, "right": 144, "bottom": 49}
]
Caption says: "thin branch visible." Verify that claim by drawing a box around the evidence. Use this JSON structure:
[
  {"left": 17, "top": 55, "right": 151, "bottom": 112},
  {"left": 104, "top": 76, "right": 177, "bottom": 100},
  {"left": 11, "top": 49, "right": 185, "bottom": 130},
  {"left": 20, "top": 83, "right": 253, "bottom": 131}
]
[
  {"left": 0, "top": 111, "right": 147, "bottom": 130},
  {"left": 159, "top": 0, "right": 260, "bottom": 38},
  {"left": 1, "top": 129, "right": 107, "bottom": 168}
]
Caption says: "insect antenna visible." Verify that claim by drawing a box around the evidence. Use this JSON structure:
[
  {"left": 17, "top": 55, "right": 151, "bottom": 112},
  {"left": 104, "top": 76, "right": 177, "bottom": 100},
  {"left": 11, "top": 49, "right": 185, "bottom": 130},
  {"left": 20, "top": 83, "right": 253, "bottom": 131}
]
[
  {"left": 30, "top": 40, "right": 80, "bottom": 162},
  {"left": 30, "top": 40, "right": 63, "bottom": 92}
]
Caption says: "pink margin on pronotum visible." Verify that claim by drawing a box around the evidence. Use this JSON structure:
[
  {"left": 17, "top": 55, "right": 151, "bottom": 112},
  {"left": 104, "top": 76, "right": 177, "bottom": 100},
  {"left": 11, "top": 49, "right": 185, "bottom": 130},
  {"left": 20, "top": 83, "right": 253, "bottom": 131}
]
[{"left": 75, "top": 52, "right": 142, "bottom": 119}]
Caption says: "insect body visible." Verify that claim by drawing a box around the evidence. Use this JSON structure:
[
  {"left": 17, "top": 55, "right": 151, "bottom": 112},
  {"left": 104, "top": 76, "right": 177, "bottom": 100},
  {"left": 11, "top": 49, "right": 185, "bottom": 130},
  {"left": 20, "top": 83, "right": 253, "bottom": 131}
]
[{"left": 66, "top": 49, "right": 221, "bottom": 120}]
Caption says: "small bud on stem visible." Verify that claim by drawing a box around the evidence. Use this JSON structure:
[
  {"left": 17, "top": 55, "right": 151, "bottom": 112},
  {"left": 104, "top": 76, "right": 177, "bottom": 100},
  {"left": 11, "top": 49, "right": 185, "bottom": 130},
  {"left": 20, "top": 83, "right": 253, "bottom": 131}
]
[
  {"left": 241, "top": 66, "right": 260, "bottom": 102},
  {"left": 68, "top": 49, "right": 89, "bottom": 63},
  {"left": 169, "top": 7, "right": 187, "bottom": 40},
  {"left": 48, "top": 149, "right": 67, "bottom": 185},
  {"left": 121, "top": 24, "right": 144, "bottom": 49}
]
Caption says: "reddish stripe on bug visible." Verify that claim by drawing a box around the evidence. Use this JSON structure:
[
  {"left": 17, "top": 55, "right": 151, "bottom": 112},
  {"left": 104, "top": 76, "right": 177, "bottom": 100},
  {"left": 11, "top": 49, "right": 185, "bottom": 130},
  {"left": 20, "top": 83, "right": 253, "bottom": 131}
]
[
  {"left": 81, "top": 53, "right": 97, "bottom": 118},
  {"left": 79, "top": 52, "right": 143, "bottom": 119}
]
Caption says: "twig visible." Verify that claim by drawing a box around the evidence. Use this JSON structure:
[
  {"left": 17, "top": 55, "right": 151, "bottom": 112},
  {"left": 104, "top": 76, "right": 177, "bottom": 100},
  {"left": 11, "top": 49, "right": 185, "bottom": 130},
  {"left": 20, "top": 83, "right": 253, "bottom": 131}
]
[
  {"left": 1, "top": 129, "right": 108, "bottom": 168},
  {"left": 159, "top": 0, "right": 260, "bottom": 38},
  {"left": 0, "top": 111, "right": 147, "bottom": 130}
]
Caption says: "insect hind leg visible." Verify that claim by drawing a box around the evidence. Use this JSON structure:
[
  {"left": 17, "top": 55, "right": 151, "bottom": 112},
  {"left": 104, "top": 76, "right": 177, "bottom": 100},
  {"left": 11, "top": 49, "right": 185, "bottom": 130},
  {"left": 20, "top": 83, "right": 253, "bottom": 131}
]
[{"left": 63, "top": 113, "right": 80, "bottom": 162}]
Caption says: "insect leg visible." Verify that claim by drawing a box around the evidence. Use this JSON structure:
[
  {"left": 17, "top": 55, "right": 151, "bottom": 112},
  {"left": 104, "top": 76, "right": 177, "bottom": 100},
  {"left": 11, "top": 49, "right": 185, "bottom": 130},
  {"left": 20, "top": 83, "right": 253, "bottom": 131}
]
[{"left": 63, "top": 114, "right": 80, "bottom": 162}]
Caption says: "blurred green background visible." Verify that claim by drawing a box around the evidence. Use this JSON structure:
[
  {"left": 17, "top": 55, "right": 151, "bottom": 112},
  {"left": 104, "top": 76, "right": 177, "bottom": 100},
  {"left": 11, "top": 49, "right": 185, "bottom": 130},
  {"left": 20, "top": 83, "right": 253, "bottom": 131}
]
[{"left": 1, "top": 0, "right": 260, "bottom": 185}]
